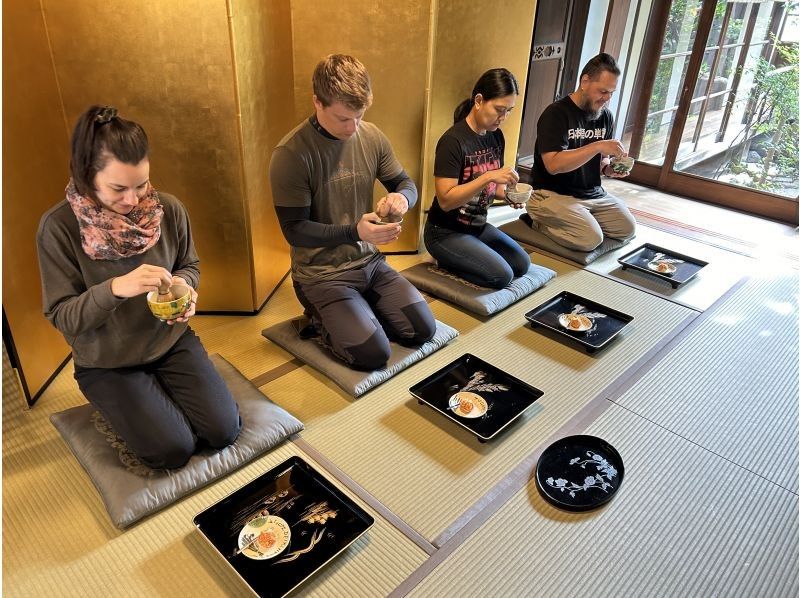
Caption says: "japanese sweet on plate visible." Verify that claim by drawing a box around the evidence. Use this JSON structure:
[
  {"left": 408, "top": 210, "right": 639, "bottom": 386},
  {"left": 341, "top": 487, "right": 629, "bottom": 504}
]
[
  {"left": 646, "top": 252, "right": 682, "bottom": 276},
  {"left": 558, "top": 313, "right": 593, "bottom": 332},
  {"left": 448, "top": 391, "right": 488, "bottom": 418},
  {"left": 647, "top": 260, "right": 677, "bottom": 275},
  {"left": 237, "top": 515, "right": 292, "bottom": 560}
]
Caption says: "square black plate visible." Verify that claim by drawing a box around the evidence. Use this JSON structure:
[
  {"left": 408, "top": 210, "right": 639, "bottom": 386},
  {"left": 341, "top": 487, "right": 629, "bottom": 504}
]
[
  {"left": 617, "top": 243, "right": 708, "bottom": 288},
  {"left": 524, "top": 291, "right": 633, "bottom": 352},
  {"left": 194, "top": 456, "right": 374, "bottom": 598},
  {"left": 409, "top": 353, "right": 544, "bottom": 442}
]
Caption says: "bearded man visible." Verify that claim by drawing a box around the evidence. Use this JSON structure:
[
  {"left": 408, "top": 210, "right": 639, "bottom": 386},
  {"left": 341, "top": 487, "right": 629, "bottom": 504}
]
[{"left": 525, "top": 53, "right": 636, "bottom": 252}]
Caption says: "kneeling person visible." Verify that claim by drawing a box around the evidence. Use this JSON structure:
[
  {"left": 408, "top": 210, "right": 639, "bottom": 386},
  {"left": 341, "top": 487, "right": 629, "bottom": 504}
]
[
  {"left": 527, "top": 53, "right": 636, "bottom": 252},
  {"left": 270, "top": 54, "right": 436, "bottom": 371},
  {"left": 37, "top": 105, "right": 241, "bottom": 470},
  {"left": 424, "top": 68, "right": 531, "bottom": 289}
]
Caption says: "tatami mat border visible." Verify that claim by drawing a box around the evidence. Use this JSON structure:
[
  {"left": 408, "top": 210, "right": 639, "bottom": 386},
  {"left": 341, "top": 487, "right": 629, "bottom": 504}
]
[{"left": 249, "top": 358, "right": 304, "bottom": 387}]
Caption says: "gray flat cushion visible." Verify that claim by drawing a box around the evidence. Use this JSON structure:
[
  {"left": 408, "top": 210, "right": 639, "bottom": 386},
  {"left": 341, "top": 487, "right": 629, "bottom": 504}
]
[
  {"left": 49, "top": 354, "right": 304, "bottom": 529},
  {"left": 262, "top": 319, "right": 458, "bottom": 398},
  {"left": 500, "top": 215, "right": 631, "bottom": 265},
  {"left": 401, "top": 263, "right": 556, "bottom": 316}
]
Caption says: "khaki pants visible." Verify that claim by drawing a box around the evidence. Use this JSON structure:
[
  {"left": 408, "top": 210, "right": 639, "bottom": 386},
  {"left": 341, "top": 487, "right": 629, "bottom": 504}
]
[{"left": 525, "top": 189, "right": 636, "bottom": 252}]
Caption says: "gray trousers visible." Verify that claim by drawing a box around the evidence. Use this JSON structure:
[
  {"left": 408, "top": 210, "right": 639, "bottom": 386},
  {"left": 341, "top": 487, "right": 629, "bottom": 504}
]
[
  {"left": 74, "top": 328, "right": 241, "bottom": 469},
  {"left": 293, "top": 258, "right": 436, "bottom": 371},
  {"left": 526, "top": 189, "right": 636, "bottom": 252}
]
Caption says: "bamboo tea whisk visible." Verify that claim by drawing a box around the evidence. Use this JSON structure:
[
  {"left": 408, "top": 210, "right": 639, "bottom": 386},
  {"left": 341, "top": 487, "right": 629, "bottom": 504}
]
[{"left": 156, "top": 281, "right": 174, "bottom": 302}]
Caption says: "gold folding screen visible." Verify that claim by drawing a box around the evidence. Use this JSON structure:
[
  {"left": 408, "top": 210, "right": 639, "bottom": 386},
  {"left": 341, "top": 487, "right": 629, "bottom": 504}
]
[
  {"left": 3, "top": 0, "right": 537, "bottom": 402},
  {"left": 230, "top": 0, "right": 296, "bottom": 304},
  {"left": 3, "top": 0, "right": 72, "bottom": 402}
]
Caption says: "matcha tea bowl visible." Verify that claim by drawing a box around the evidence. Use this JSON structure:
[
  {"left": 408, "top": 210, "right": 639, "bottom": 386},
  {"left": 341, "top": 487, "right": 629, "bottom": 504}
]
[
  {"left": 146, "top": 283, "right": 191, "bottom": 321},
  {"left": 505, "top": 182, "right": 533, "bottom": 205}
]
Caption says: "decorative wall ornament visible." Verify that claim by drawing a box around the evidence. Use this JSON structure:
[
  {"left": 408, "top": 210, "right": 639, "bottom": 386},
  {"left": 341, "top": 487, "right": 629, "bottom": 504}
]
[{"left": 532, "top": 43, "right": 564, "bottom": 61}]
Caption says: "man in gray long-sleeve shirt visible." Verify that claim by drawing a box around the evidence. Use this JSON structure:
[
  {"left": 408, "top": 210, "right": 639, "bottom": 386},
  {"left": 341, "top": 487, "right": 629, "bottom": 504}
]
[{"left": 269, "top": 54, "right": 435, "bottom": 370}]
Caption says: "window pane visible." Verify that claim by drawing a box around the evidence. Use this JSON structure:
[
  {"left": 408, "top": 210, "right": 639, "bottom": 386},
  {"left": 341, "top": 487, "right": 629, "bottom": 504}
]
[
  {"left": 676, "top": 1, "right": 799, "bottom": 199},
  {"left": 633, "top": 0, "right": 703, "bottom": 166},
  {"left": 639, "top": 111, "right": 677, "bottom": 166},
  {"left": 723, "top": 3, "right": 750, "bottom": 46},
  {"left": 717, "top": 45, "right": 744, "bottom": 81},
  {"left": 708, "top": 0, "right": 731, "bottom": 48}
]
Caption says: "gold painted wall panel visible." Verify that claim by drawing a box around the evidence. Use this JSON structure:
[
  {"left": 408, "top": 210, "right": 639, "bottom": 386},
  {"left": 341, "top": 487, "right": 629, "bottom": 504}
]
[
  {"left": 289, "top": 0, "right": 432, "bottom": 251},
  {"left": 231, "top": 0, "right": 294, "bottom": 306},
  {"left": 42, "top": 0, "right": 254, "bottom": 311},
  {"left": 420, "top": 0, "right": 538, "bottom": 210},
  {"left": 2, "top": 0, "right": 71, "bottom": 400}
]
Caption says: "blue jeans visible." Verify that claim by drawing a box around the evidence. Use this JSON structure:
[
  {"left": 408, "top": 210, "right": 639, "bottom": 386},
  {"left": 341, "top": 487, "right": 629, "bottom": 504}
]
[{"left": 424, "top": 221, "right": 531, "bottom": 289}]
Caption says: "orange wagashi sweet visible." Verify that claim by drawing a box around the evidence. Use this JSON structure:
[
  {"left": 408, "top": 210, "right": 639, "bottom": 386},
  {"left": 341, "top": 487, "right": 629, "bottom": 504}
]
[{"left": 257, "top": 530, "right": 277, "bottom": 551}]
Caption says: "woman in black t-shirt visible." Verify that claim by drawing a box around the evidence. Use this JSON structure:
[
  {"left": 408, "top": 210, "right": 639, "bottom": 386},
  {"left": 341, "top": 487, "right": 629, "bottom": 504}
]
[{"left": 423, "top": 68, "right": 530, "bottom": 289}]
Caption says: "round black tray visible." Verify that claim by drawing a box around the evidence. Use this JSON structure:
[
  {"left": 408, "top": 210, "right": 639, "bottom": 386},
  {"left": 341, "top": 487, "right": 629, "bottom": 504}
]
[{"left": 535, "top": 435, "right": 624, "bottom": 512}]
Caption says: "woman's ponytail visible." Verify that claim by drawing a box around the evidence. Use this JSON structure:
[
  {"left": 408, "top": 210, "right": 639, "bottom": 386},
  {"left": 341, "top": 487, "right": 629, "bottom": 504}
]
[{"left": 453, "top": 97, "right": 474, "bottom": 124}]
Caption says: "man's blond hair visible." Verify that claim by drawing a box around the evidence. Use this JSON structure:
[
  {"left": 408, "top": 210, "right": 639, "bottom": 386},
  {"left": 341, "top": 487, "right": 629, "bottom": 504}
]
[{"left": 312, "top": 54, "right": 373, "bottom": 111}]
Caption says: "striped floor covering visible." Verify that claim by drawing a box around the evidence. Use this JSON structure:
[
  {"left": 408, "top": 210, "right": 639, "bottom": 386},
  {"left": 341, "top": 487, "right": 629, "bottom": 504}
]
[{"left": 4, "top": 237, "right": 797, "bottom": 597}]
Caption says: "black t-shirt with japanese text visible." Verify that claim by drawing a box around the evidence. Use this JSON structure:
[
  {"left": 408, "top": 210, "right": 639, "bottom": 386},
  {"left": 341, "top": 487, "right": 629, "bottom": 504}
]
[
  {"left": 428, "top": 119, "right": 504, "bottom": 234},
  {"left": 532, "top": 95, "right": 613, "bottom": 199}
]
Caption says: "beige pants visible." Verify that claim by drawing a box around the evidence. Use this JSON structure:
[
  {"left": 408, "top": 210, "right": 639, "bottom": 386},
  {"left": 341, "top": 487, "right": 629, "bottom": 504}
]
[{"left": 526, "top": 189, "right": 636, "bottom": 252}]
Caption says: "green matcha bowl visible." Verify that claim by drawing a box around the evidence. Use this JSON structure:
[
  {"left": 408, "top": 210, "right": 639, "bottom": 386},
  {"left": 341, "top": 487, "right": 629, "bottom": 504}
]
[{"left": 146, "top": 284, "right": 191, "bottom": 321}]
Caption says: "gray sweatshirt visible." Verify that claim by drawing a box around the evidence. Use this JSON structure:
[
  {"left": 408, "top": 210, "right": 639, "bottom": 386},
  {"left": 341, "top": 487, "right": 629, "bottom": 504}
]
[{"left": 36, "top": 192, "right": 200, "bottom": 368}]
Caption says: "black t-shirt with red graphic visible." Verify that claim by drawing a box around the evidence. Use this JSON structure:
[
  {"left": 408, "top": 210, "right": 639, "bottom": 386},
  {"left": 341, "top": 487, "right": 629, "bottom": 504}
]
[
  {"left": 428, "top": 119, "right": 504, "bottom": 234},
  {"left": 532, "top": 95, "right": 613, "bottom": 199}
]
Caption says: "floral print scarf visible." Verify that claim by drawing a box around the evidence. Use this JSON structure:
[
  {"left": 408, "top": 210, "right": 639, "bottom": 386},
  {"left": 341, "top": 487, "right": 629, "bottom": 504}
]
[{"left": 65, "top": 180, "right": 163, "bottom": 261}]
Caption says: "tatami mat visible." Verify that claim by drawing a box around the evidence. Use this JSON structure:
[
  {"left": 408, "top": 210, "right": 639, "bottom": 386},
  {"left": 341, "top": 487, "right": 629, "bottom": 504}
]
[
  {"left": 190, "top": 283, "right": 303, "bottom": 380},
  {"left": 583, "top": 224, "right": 747, "bottom": 311},
  {"left": 3, "top": 370, "right": 427, "bottom": 597},
  {"left": 7, "top": 238, "right": 794, "bottom": 597},
  {"left": 613, "top": 268, "right": 799, "bottom": 492},
  {"left": 406, "top": 404, "right": 799, "bottom": 598},
  {"left": 277, "top": 268, "right": 693, "bottom": 541}
]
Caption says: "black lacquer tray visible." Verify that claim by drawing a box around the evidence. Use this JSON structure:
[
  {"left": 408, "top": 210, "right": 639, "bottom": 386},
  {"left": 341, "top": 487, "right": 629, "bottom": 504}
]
[
  {"left": 617, "top": 243, "right": 708, "bottom": 288},
  {"left": 194, "top": 456, "right": 374, "bottom": 598},
  {"left": 524, "top": 291, "right": 633, "bottom": 352},
  {"left": 535, "top": 435, "right": 625, "bottom": 512},
  {"left": 409, "top": 353, "right": 544, "bottom": 442}
]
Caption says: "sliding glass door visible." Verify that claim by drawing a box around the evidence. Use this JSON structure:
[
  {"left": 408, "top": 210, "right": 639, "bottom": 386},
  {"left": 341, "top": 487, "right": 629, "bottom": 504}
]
[{"left": 623, "top": 0, "right": 798, "bottom": 222}]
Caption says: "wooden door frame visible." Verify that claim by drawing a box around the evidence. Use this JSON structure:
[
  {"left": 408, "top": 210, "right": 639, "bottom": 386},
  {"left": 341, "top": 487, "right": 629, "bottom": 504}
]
[{"left": 602, "top": 0, "right": 632, "bottom": 59}]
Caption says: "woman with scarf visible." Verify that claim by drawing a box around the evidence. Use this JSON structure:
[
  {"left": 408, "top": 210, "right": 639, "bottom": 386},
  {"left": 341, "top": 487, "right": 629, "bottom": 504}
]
[{"left": 37, "top": 105, "right": 241, "bottom": 469}]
